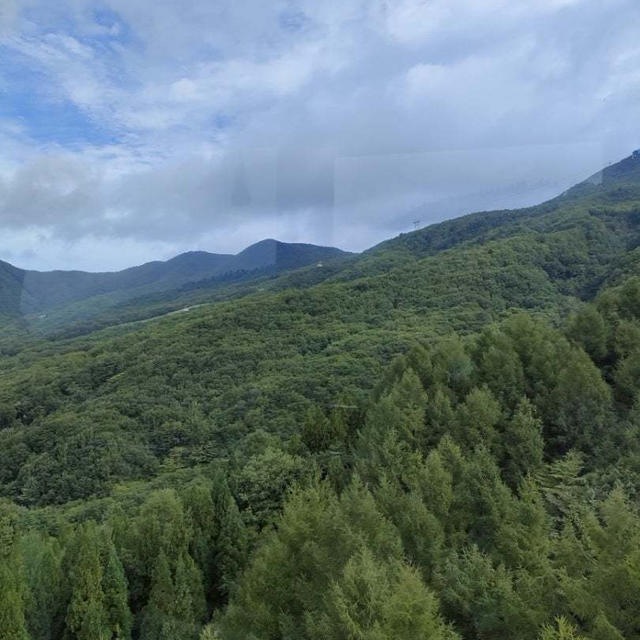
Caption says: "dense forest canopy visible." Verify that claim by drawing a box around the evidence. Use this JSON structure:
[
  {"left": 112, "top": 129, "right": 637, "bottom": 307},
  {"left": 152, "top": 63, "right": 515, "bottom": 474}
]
[{"left": 2, "top": 154, "right": 640, "bottom": 638}]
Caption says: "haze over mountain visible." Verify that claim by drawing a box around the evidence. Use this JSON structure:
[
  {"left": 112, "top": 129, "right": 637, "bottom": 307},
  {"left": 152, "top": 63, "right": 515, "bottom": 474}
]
[
  {"left": 0, "top": 239, "right": 349, "bottom": 317},
  {"left": 0, "top": 150, "right": 637, "bottom": 346}
]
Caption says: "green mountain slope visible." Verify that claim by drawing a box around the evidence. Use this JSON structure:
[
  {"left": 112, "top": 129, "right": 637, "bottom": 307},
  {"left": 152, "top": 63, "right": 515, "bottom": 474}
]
[
  {"left": 0, "top": 239, "right": 350, "bottom": 318},
  {"left": 4, "top": 153, "right": 640, "bottom": 640},
  {"left": 0, "top": 152, "right": 639, "bottom": 503}
]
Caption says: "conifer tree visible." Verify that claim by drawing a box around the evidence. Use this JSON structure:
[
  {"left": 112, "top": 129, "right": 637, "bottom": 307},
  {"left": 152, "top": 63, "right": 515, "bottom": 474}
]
[
  {"left": 503, "top": 397, "right": 544, "bottom": 488},
  {"left": 566, "top": 304, "right": 608, "bottom": 362},
  {"left": 386, "top": 367, "right": 428, "bottom": 446},
  {"left": 539, "top": 617, "right": 586, "bottom": 640},
  {"left": 317, "top": 547, "right": 458, "bottom": 640},
  {"left": 0, "top": 558, "right": 29, "bottom": 640},
  {"left": 64, "top": 522, "right": 108, "bottom": 640},
  {"left": 210, "top": 471, "right": 247, "bottom": 599},
  {"left": 453, "top": 386, "right": 502, "bottom": 453},
  {"left": 473, "top": 325, "right": 526, "bottom": 409},
  {"left": 139, "top": 553, "right": 176, "bottom": 640},
  {"left": 100, "top": 531, "right": 131, "bottom": 640},
  {"left": 424, "top": 386, "right": 456, "bottom": 448},
  {"left": 20, "top": 531, "right": 64, "bottom": 640},
  {"left": 181, "top": 480, "right": 216, "bottom": 601}
]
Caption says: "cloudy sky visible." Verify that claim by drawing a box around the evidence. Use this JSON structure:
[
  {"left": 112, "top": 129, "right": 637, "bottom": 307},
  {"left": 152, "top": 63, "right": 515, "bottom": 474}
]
[{"left": 0, "top": 0, "right": 639, "bottom": 271}]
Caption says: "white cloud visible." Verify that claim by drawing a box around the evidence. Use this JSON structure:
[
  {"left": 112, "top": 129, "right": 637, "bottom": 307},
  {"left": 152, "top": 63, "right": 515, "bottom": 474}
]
[{"left": 0, "top": 0, "right": 638, "bottom": 270}]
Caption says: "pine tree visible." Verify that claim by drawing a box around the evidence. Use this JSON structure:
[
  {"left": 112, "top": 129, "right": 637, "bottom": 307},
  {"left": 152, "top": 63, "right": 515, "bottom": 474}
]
[
  {"left": 453, "top": 386, "right": 502, "bottom": 453},
  {"left": 502, "top": 397, "right": 544, "bottom": 488},
  {"left": 538, "top": 617, "right": 585, "bottom": 640},
  {"left": 473, "top": 325, "right": 526, "bottom": 409},
  {"left": 199, "top": 625, "right": 219, "bottom": 640},
  {"left": 139, "top": 553, "right": 176, "bottom": 640},
  {"left": 181, "top": 480, "right": 216, "bottom": 601},
  {"left": 139, "top": 550, "right": 205, "bottom": 640},
  {"left": 437, "top": 546, "right": 531, "bottom": 640},
  {"left": 64, "top": 522, "right": 108, "bottom": 640},
  {"left": 424, "top": 385, "right": 456, "bottom": 448},
  {"left": 19, "top": 531, "right": 64, "bottom": 640},
  {"left": 535, "top": 452, "right": 586, "bottom": 521},
  {"left": 210, "top": 470, "right": 248, "bottom": 600},
  {"left": 566, "top": 304, "right": 608, "bottom": 362},
  {"left": 100, "top": 531, "right": 131, "bottom": 640},
  {"left": 173, "top": 552, "right": 205, "bottom": 638},
  {"left": 386, "top": 368, "right": 428, "bottom": 446},
  {"left": 124, "top": 489, "right": 190, "bottom": 613},
  {"left": 0, "top": 558, "right": 29, "bottom": 640},
  {"left": 548, "top": 348, "right": 611, "bottom": 454},
  {"left": 318, "top": 547, "right": 458, "bottom": 640},
  {"left": 354, "top": 396, "right": 416, "bottom": 486}
]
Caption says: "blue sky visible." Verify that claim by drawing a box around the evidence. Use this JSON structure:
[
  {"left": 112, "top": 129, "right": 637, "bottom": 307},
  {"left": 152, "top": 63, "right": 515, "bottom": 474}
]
[{"left": 0, "top": 0, "right": 639, "bottom": 270}]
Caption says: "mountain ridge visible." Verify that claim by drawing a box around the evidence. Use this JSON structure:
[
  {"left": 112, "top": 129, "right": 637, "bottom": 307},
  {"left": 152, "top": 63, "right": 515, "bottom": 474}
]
[
  {"left": 0, "top": 239, "right": 351, "bottom": 317},
  {"left": 3, "top": 150, "right": 640, "bottom": 342}
]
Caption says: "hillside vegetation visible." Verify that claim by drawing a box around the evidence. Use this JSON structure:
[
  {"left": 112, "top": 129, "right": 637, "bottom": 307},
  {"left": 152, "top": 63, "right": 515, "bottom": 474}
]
[
  {"left": 0, "top": 239, "right": 349, "bottom": 321},
  {"left": 2, "top": 154, "right": 640, "bottom": 639}
]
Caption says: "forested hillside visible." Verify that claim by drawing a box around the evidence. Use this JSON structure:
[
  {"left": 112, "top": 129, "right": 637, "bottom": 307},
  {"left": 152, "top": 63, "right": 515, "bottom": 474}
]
[
  {"left": 0, "top": 240, "right": 349, "bottom": 321},
  {"left": 2, "top": 154, "right": 640, "bottom": 639}
]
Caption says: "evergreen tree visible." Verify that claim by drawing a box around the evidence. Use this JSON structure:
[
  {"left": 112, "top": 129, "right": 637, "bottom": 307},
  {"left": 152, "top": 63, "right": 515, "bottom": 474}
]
[
  {"left": 173, "top": 552, "right": 205, "bottom": 639},
  {"left": 219, "top": 479, "right": 402, "bottom": 639},
  {"left": 355, "top": 396, "right": 418, "bottom": 487},
  {"left": 386, "top": 367, "right": 428, "bottom": 447},
  {"left": 502, "top": 397, "right": 544, "bottom": 488},
  {"left": 437, "top": 546, "right": 533, "bottom": 640},
  {"left": 566, "top": 304, "right": 608, "bottom": 362},
  {"left": 181, "top": 480, "right": 216, "bottom": 601},
  {"left": 64, "top": 522, "right": 108, "bottom": 640},
  {"left": 473, "top": 325, "right": 526, "bottom": 409},
  {"left": 19, "top": 531, "right": 64, "bottom": 640},
  {"left": 539, "top": 617, "right": 586, "bottom": 640},
  {"left": 100, "top": 531, "right": 131, "bottom": 640},
  {"left": 424, "top": 384, "right": 456, "bottom": 448},
  {"left": 123, "top": 489, "right": 191, "bottom": 614},
  {"left": 453, "top": 386, "right": 502, "bottom": 453},
  {"left": 313, "top": 547, "right": 458, "bottom": 640},
  {"left": 210, "top": 470, "right": 247, "bottom": 600},
  {"left": 0, "top": 558, "right": 29, "bottom": 640},
  {"left": 139, "top": 553, "right": 177, "bottom": 640},
  {"left": 375, "top": 477, "right": 445, "bottom": 581},
  {"left": 548, "top": 349, "right": 611, "bottom": 454}
]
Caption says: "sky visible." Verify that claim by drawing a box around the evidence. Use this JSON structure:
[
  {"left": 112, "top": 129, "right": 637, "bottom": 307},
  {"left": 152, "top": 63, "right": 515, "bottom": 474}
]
[{"left": 0, "top": 0, "right": 639, "bottom": 271}]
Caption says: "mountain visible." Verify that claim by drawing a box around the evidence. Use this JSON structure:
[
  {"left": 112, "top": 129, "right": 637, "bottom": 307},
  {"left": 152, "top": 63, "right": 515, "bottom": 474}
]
[
  {"left": 0, "top": 239, "right": 350, "bottom": 318},
  {"left": 4, "top": 152, "right": 640, "bottom": 640}
]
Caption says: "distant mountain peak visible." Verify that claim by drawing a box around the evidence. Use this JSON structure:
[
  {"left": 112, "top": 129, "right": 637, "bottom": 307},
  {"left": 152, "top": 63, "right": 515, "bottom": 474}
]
[{"left": 0, "top": 239, "right": 350, "bottom": 318}]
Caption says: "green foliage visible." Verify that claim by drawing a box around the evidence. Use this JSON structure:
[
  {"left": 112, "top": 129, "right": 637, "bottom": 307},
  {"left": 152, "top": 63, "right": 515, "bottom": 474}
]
[
  {"left": 314, "top": 547, "right": 458, "bottom": 640},
  {"left": 100, "top": 530, "right": 132, "bottom": 640},
  {"left": 4, "top": 158, "right": 640, "bottom": 637},
  {"left": 64, "top": 522, "right": 109, "bottom": 640},
  {"left": 539, "top": 617, "right": 586, "bottom": 640},
  {"left": 19, "top": 532, "right": 64, "bottom": 640},
  {"left": 209, "top": 471, "right": 247, "bottom": 600},
  {"left": 233, "top": 447, "right": 308, "bottom": 529},
  {"left": 502, "top": 398, "right": 544, "bottom": 488},
  {"left": 218, "top": 479, "right": 402, "bottom": 639},
  {"left": 0, "top": 556, "right": 29, "bottom": 640}
]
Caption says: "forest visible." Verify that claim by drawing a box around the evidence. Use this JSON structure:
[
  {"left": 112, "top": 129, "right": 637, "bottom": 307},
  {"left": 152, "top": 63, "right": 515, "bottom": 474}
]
[{"left": 2, "top": 154, "right": 640, "bottom": 639}]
